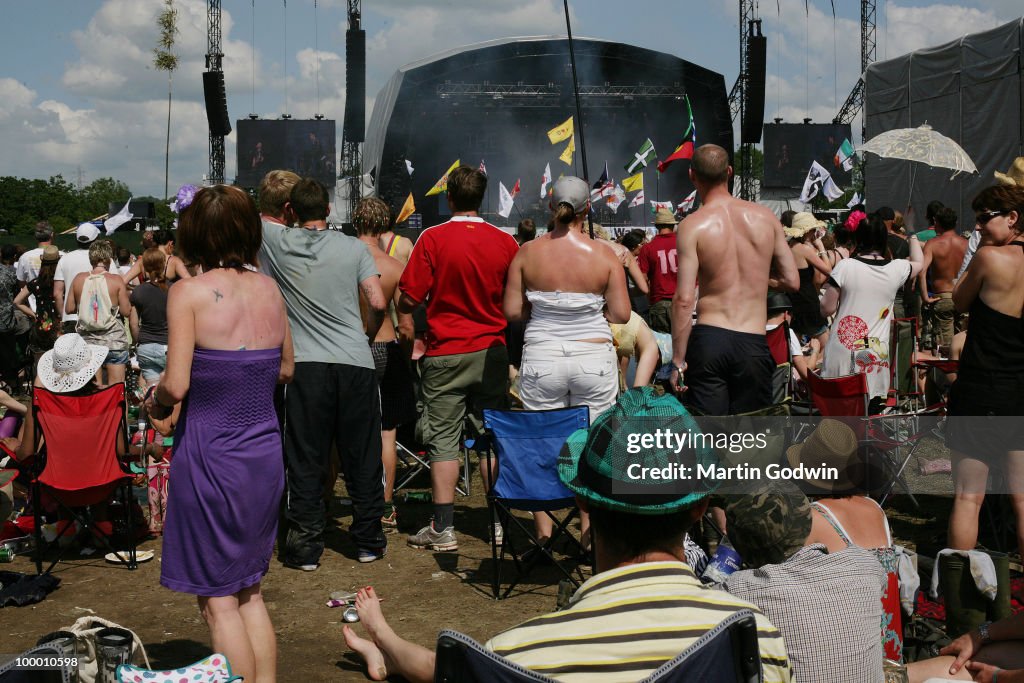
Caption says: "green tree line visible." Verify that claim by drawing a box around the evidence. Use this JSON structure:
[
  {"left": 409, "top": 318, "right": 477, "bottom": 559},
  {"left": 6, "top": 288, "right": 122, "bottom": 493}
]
[{"left": 0, "top": 175, "right": 173, "bottom": 237}]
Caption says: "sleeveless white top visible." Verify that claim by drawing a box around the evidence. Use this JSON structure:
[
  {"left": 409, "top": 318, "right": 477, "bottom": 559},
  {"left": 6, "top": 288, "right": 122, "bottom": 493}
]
[{"left": 524, "top": 290, "right": 611, "bottom": 344}]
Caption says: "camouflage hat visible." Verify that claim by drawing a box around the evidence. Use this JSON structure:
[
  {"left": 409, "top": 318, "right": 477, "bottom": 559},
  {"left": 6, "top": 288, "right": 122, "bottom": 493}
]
[
  {"left": 723, "top": 481, "right": 811, "bottom": 568},
  {"left": 558, "top": 387, "right": 719, "bottom": 515}
]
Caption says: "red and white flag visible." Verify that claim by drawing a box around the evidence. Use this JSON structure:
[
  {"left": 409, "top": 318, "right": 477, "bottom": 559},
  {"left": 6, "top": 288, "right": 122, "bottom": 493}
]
[
  {"left": 540, "top": 163, "right": 552, "bottom": 199},
  {"left": 511, "top": 179, "right": 521, "bottom": 198},
  {"left": 677, "top": 190, "right": 698, "bottom": 214},
  {"left": 628, "top": 190, "right": 645, "bottom": 208}
]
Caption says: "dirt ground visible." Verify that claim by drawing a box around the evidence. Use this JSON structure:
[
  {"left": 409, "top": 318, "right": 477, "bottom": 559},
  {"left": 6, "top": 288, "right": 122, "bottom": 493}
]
[{"left": 0, "top": 437, "right": 1001, "bottom": 682}]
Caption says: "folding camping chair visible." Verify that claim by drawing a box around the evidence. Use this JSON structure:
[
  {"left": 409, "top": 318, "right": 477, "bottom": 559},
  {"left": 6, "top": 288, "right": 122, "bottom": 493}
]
[
  {"left": 434, "top": 609, "right": 763, "bottom": 683},
  {"left": 482, "top": 406, "right": 590, "bottom": 599},
  {"left": 0, "top": 643, "right": 73, "bottom": 683},
  {"left": 765, "top": 324, "right": 793, "bottom": 406},
  {"left": 28, "top": 383, "right": 138, "bottom": 573},
  {"left": 804, "top": 371, "right": 925, "bottom": 506}
]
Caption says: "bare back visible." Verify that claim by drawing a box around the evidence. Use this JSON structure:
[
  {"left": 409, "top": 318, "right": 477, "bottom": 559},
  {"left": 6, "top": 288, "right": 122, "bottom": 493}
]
[
  {"left": 519, "top": 231, "right": 619, "bottom": 294},
  {"left": 360, "top": 238, "right": 404, "bottom": 342},
  {"left": 925, "top": 232, "right": 969, "bottom": 293},
  {"left": 809, "top": 497, "right": 890, "bottom": 552},
  {"left": 181, "top": 269, "right": 288, "bottom": 351},
  {"left": 683, "top": 197, "right": 793, "bottom": 334}
]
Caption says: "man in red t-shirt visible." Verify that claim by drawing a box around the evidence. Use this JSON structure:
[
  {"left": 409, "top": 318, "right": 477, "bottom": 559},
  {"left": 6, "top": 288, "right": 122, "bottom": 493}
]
[
  {"left": 398, "top": 166, "right": 518, "bottom": 552},
  {"left": 637, "top": 208, "right": 680, "bottom": 333}
]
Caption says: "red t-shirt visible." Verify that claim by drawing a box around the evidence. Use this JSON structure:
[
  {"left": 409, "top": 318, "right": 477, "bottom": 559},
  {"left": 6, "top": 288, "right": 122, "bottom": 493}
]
[
  {"left": 638, "top": 232, "right": 678, "bottom": 304},
  {"left": 399, "top": 216, "right": 519, "bottom": 356}
]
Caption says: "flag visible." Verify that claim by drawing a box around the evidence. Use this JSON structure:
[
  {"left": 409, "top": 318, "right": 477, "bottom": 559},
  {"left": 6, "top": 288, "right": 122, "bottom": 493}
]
[
  {"left": 799, "top": 161, "right": 832, "bottom": 203},
  {"left": 425, "top": 159, "right": 460, "bottom": 197},
  {"left": 846, "top": 192, "right": 862, "bottom": 209},
  {"left": 590, "top": 162, "right": 614, "bottom": 201},
  {"left": 677, "top": 190, "right": 698, "bottom": 214},
  {"left": 405, "top": 160, "right": 414, "bottom": 175},
  {"left": 396, "top": 193, "right": 416, "bottom": 224},
  {"left": 547, "top": 116, "right": 574, "bottom": 144},
  {"left": 540, "top": 163, "right": 552, "bottom": 199},
  {"left": 606, "top": 185, "right": 627, "bottom": 212},
  {"left": 657, "top": 95, "right": 697, "bottom": 173},
  {"left": 559, "top": 137, "right": 575, "bottom": 166},
  {"left": 497, "top": 181, "right": 515, "bottom": 219},
  {"left": 625, "top": 138, "right": 657, "bottom": 174},
  {"left": 104, "top": 197, "right": 133, "bottom": 235},
  {"left": 834, "top": 138, "right": 855, "bottom": 171},
  {"left": 511, "top": 179, "right": 521, "bottom": 198},
  {"left": 479, "top": 159, "right": 488, "bottom": 176},
  {"left": 650, "top": 200, "right": 674, "bottom": 214},
  {"left": 823, "top": 175, "right": 844, "bottom": 202},
  {"left": 628, "top": 190, "right": 645, "bottom": 208},
  {"left": 622, "top": 171, "right": 644, "bottom": 194}
]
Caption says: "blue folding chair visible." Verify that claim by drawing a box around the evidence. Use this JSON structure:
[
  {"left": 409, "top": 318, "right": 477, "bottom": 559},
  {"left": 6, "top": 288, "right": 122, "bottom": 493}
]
[
  {"left": 434, "top": 609, "right": 763, "bottom": 682},
  {"left": 482, "top": 406, "right": 590, "bottom": 599}
]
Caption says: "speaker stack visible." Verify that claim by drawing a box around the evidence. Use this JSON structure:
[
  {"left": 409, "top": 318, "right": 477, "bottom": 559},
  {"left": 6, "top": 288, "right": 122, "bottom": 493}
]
[
  {"left": 741, "top": 27, "right": 767, "bottom": 145},
  {"left": 203, "top": 71, "right": 232, "bottom": 137}
]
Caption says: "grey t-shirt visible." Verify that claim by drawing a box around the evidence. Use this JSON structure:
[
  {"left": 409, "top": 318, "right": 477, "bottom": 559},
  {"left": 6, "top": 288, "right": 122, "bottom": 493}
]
[{"left": 259, "top": 220, "right": 378, "bottom": 367}]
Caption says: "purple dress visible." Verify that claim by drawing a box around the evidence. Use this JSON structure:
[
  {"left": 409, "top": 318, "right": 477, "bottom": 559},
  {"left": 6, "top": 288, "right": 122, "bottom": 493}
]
[{"left": 161, "top": 348, "right": 284, "bottom": 597}]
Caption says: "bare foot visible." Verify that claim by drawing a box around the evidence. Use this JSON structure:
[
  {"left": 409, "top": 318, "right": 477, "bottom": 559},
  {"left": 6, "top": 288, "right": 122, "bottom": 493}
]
[
  {"left": 355, "top": 587, "right": 391, "bottom": 643},
  {"left": 343, "top": 625, "right": 387, "bottom": 681}
]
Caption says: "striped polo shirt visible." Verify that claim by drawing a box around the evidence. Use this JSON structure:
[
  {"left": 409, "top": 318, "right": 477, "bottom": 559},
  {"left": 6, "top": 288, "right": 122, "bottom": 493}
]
[{"left": 485, "top": 561, "right": 793, "bottom": 683}]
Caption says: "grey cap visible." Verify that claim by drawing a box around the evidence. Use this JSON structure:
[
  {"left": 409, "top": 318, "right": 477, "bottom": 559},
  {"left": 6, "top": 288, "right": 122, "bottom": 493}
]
[{"left": 551, "top": 176, "right": 590, "bottom": 214}]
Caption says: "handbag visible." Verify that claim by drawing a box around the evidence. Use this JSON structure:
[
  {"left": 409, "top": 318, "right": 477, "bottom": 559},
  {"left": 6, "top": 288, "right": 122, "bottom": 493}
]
[{"left": 61, "top": 616, "right": 149, "bottom": 683}]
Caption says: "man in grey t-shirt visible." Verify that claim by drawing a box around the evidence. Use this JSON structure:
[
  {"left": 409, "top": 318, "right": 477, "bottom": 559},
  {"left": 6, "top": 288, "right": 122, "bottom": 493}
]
[{"left": 258, "top": 174, "right": 389, "bottom": 568}]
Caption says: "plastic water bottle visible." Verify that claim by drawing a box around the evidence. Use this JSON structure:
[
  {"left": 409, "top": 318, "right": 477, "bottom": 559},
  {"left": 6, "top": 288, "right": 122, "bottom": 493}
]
[{"left": 701, "top": 536, "right": 742, "bottom": 583}]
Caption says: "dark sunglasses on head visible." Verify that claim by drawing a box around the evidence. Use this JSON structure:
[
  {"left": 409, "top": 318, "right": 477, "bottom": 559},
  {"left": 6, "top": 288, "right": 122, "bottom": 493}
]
[{"left": 975, "top": 209, "right": 1008, "bottom": 226}]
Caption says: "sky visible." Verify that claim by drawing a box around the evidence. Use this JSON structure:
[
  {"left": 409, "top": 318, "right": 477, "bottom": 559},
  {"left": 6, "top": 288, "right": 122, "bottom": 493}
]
[{"left": 0, "top": 0, "right": 1020, "bottom": 199}]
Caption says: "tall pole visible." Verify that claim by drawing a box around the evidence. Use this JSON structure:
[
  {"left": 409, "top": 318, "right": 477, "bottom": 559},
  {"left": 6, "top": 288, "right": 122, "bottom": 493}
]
[
  {"left": 206, "top": 0, "right": 225, "bottom": 185},
  {"left": 562, "top": 0, "right": 593, "bottom": 238}
]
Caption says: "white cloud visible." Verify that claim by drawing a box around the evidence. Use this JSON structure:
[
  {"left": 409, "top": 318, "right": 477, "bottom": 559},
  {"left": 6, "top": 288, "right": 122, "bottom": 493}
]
[{"left": 881, "top": 3, "right": 1002, "bottom": 56}]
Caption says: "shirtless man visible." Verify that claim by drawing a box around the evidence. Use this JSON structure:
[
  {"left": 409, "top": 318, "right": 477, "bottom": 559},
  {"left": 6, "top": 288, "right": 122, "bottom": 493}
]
[
  {"left": 670, "top": 144, "right": 799, "bottom": 415},
  {"left": 354, "top": 197, "right": 416, "bottom": 531},
  {"left": 918, "top": 207, "right": 968, "bottom": 353}
]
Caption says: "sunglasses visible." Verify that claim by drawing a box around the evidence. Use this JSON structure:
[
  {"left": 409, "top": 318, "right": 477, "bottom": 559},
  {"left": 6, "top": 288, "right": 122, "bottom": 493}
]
[{"left": 975, "top": 210, "right": 1008, "bottom": 226}]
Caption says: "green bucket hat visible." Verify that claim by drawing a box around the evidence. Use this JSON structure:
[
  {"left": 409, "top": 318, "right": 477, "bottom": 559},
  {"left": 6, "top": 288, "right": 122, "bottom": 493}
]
[{"left": 558, "top": 387, "right": 719, "bottom": 515}]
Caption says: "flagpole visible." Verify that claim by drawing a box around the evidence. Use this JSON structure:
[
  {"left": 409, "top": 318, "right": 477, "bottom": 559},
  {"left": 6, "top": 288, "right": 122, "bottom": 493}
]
[{"left": 562, "top": 0, "right": 592, "bottom": 238}]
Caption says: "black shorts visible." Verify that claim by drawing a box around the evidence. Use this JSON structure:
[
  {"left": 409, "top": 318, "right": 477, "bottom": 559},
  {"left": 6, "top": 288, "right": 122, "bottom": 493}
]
[
  {"left": 370, "top": 341, "right": 418, "bottom": 431},
  {"left": 946, "top": 372, "right": 1024, "bottom": 457},
  {"left": 684, "top": 324, "right": 773, "bottom": 416}
]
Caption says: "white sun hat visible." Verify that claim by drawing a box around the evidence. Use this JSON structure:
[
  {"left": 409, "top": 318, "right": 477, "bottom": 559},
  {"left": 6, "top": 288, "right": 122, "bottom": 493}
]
[{"left": 37, "top": 334, "right": 107, "bottom": 393}]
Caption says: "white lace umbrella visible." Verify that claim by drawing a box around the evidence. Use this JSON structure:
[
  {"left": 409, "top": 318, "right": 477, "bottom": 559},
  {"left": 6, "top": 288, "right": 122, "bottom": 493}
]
[{"left": 858, "top": 123, "right": 978, "bottom": 177}]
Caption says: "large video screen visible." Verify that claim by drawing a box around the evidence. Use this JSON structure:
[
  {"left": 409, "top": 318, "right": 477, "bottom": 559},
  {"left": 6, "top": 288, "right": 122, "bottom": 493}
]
[
  {"left": 236, "top": 119, "right": 336, "bottom": 188},
  {"left": 762, "top": 123, "right": 853, "bottom": 188}
]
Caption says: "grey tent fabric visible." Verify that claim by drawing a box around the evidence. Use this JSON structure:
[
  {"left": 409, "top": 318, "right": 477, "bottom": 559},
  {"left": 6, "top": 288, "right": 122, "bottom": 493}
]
[{"left": 864, "top": 17, "right": 1024, "bottom": 231}]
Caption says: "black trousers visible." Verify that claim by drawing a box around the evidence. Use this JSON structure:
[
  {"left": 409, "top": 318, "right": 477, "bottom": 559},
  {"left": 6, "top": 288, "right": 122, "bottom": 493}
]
[{"left": 282, "top": 362, "right": 385, "bottom": 562}]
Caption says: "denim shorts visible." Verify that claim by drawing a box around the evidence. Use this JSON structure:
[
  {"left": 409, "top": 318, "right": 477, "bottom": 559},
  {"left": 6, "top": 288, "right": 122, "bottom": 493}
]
[
  {"left": 136, "top": 342, "right": 168, "bottom": 381},
  {"left": 104, "top": 348, "right": 130, "bottom": 365}
]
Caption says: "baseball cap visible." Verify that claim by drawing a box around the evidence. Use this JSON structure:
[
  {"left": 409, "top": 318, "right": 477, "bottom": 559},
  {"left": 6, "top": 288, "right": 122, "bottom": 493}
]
[
  {"left": 551, "top": 176, "right": 590, "bottom": 214},
  {"left": 76, "top": 222, "right": 101, "bottom": 243}
]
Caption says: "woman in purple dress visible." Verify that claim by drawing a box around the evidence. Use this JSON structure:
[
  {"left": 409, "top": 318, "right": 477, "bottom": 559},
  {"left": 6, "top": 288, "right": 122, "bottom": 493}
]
[{"left": 146, "top": 185, "right": 293, "bottom": 683}]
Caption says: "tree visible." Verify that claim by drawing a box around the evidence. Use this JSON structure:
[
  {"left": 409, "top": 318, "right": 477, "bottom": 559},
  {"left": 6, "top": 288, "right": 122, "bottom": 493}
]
[{"left": 154, "top": 0, "right": 179, "bottom": 201}]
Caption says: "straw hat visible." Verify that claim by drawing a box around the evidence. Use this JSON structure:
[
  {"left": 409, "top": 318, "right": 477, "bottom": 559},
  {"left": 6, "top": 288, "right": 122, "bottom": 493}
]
[
  {"left": 40, "top": 245, "right": 60, "bottom": 263},
  {"left": 784, "top": 212, "right": 826, "bottom": 239},
  {"left": 37, "top": 333, "right": 106, "bottom": 393},
  {"left": 994, "top": 157, "right": 1024, "bottom": 186},
  {"left": 785, "top": 419, "right": 865, "bottom": 493},
  {"left": 654, "top": 208, "right": 678, "bottom": 226}
]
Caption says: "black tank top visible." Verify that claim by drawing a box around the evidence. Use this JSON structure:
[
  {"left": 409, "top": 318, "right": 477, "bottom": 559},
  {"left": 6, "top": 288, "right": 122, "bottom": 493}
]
[{"left": 959, "top": 241, "right": 1024, "bottom": 375}]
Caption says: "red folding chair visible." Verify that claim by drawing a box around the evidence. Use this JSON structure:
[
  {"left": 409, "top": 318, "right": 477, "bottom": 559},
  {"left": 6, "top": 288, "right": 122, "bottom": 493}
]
[
  {"left": 805, "top": 371, "right": 869, "bottom": 417},
  {"left": 28, "top": 383, "right": 138, "bottom": 573}
]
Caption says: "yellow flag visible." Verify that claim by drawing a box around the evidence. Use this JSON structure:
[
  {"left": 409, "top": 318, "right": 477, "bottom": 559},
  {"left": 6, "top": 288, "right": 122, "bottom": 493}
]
[
  {"left": 395, "top": 193, "right": 416, "bottom": 224},
  {"left": 425, "top": 159, "right": 460, "bottom": 197},
  {"left": 622, "top": 171, "right": 644, "bottom": 193},
  {"left": 559, "top": 137, "right": 575, "bottom": 166},
  {"left": 547, "top": 116, "right": 574, "bottom": 144}
]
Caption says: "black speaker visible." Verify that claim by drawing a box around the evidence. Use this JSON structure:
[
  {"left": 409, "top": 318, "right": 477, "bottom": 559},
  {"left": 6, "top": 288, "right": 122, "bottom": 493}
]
[
  {"left": 203, "top": 71, "right": 232, "bottom": 137},
  {"left": 344, "top": 29, "right": 366, "bottom": 142},
  {"left": 742, "top": 33, "right": 767, "bottom": 145}
]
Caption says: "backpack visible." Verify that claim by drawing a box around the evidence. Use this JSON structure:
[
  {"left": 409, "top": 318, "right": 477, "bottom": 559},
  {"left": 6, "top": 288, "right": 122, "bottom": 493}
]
[{"left": 78, "top": 273, "right": 115, "bottom": 332}]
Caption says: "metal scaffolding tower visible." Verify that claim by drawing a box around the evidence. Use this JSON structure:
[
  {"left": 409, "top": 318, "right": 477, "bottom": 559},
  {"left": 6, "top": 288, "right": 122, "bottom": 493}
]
[
  {"left": 727, "top": 1, "right": 759, "bottom": 200},
  {"left": 342, "top": 0, "right": 363, "bottom": 220},
  {"left": 834, "top": 0, "right": 877, "bottom": 130},
  {"left": 206, "top": 0, "right": 225, "bottom": 185}
]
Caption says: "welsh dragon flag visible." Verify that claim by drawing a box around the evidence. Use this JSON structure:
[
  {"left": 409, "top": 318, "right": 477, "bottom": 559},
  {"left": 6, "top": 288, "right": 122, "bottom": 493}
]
[{"left": 657, "top": 95, "right": 696, "bottom": 173}]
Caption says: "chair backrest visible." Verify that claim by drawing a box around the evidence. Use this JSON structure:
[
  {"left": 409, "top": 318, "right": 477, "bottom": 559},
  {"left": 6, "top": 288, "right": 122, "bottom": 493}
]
[
  {"left": 765, "top": 324, "right": 790, "bottom": 366},
  {"left": 434, "top": 610, "right": 763, "bottom": 683},
  {"left": 34, "top": 383, "right": 127, "bottom": 503},
  {"left": 805, "top": 371, "right": 868, "bottom": 417},
  {"left": 482, "top": 407, "right": 589, "bottom": 506},
  {"left": 639, "top": 609, "right": 762, "bottom": 683},
  {"left": 436, "top": 630, "right": 556, "bottom": 683},
  {"left": 890, "top": 318, "right": 917, "bottom": 398}
]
